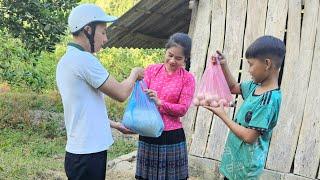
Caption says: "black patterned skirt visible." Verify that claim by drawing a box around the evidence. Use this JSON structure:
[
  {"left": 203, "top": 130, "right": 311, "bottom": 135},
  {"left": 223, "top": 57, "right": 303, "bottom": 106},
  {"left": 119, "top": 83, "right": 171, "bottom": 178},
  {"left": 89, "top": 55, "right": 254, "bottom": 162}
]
[{"left": 135, "top": 128, "right": 188, "bottom": 180}]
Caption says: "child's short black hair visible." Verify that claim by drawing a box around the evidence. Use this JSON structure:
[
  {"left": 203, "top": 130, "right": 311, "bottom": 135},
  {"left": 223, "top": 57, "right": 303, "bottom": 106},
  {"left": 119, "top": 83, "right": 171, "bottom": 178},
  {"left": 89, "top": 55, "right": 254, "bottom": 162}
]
[{"left": 245, "top": 35, "right": 286, "bottom": 69}]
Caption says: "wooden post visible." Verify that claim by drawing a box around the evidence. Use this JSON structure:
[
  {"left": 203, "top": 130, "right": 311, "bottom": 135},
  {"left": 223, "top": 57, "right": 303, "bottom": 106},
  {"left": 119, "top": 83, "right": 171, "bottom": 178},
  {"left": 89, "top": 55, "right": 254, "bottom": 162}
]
[
  {"left": 283, "top": 174, "right": 314, "bottom": 180},
  {"left": 188, "top": 0, "right": 199, "bottom": 38},
  {"left": 188, "top": 0, "right": 213, "bottom": 157},
  {"left": 266, "top": 0, "right": 319, "bottom": 173},
  {"left": 264, "top": 0, "right": 289, "bottom": 39},
  {"left": 204, "top": 0, "right": 246, "bottom": 160},
  {"left": 182, "top": 0, "right": 212, "bottom": 154},
  {"left": 235, "top": 0, "right": 269, "bottom": 112},
  {"left": 293, "top": 6, "right": 320, "bottom": 178},
  {"left": 204, "top": 0, "right": 227, "bottom": 160}
]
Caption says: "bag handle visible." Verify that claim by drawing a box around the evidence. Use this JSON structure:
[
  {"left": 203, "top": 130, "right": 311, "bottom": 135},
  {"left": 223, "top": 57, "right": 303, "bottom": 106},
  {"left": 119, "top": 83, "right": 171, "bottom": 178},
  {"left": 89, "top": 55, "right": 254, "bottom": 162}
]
[{"left": 139, "top": 80, "right": 148, "bottom": 91}]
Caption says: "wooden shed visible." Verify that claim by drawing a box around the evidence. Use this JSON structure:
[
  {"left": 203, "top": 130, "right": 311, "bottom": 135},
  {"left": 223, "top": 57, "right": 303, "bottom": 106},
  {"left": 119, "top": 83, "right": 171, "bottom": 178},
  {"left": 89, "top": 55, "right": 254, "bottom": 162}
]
[{"left": 107, "top": 0, "right": 320, "bottom": 179}]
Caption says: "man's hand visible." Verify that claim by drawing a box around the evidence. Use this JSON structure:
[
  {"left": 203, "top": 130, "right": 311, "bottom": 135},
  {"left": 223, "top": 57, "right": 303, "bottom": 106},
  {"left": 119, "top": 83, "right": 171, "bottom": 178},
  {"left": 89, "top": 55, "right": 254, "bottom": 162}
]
[
  {"left": 117, "top": 123, "right": 136, "bottom": 134},
  {"left": 131, "top": 67, "right": 144, "bottom": 80},
  {"left": 110, "top": 120, "right": 136, "bottom": 134}
]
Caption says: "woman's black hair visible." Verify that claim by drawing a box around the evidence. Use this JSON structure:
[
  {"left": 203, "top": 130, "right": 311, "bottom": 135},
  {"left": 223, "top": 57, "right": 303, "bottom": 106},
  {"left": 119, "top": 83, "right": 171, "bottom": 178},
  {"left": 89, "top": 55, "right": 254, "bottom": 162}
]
[{"left": 165, "top": 33, "right": 192, "bottom": 71}]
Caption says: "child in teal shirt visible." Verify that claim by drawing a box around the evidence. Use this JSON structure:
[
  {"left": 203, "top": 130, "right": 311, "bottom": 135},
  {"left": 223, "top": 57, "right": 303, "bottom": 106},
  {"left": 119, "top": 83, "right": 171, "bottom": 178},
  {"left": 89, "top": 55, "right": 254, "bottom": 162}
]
[{"left": 205, "top": 36, "right": 285, "bottom": 180}]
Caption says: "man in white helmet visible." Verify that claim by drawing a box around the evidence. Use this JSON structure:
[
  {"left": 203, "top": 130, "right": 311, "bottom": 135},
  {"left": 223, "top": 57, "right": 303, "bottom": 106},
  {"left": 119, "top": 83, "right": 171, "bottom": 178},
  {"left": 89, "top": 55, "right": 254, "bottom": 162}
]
[{"left": 56, "top": 4, "right": 143, "bottom": 179}]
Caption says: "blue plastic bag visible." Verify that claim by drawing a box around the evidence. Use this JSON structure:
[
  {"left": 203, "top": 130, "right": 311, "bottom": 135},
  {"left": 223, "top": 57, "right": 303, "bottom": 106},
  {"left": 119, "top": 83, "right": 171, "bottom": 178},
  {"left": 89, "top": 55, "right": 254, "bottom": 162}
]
[{"left": 122, "top": 81, "right": 164, "bottom": 137}]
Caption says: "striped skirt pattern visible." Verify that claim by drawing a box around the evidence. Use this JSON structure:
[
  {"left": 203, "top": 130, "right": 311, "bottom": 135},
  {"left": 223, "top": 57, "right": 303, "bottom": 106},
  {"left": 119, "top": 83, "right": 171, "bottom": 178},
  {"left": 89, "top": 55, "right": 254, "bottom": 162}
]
[{"left": 135, "top": 128, "right": 188, "bottom": 180}]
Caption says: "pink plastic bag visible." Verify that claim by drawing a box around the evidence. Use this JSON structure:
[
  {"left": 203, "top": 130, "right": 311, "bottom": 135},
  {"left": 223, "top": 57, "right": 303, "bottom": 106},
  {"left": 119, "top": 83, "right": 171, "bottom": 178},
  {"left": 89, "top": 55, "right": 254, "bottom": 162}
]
[{"left": 193, "top": 55, "right": 233, "bottom": 107}]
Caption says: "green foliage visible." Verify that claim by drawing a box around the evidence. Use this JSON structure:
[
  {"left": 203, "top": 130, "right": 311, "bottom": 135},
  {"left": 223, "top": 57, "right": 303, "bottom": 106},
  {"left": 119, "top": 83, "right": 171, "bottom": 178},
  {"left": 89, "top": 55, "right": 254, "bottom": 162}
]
[
  {"left": 0, "top": 0, "right": 164, "bottom": 92},
  {"left": 105, "top": 96, "right": 127, "bottom": 121},
  {"left": 107, "top": 139, "right": 136, "bottom": 160},
  {"left": 0, "top": 31, "right": 72, "bottom": 92},
  {"left": 80, "top": 0, "right": 139, "bottom": 17},
  {"left": 0, "top": 1, "right": 155, "bottom": 178},
  {"left": 0, "top": 92, "right": 63, "bottom": 129},
  {"left": 94, "top": 0, "right": 140, "bottom": 17},
  {"left": 0, "top": 32, "right": 46, "bottom": 91},
  {"left": 0, "top": 0, "right": 79, "bottom": 53},
  {"left": 98, "top": 47, "right": 164, "bottom": 81}
]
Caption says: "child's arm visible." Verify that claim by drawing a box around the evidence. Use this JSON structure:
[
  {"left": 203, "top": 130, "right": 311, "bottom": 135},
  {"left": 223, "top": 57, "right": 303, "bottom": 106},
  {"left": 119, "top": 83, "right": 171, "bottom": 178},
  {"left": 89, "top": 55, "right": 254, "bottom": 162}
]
[
  {"left": 212, "top": 50, "right": 241, "bottom": 95},
  {"left": 204, "top": 104, "right": 260, "bottom": 144}
]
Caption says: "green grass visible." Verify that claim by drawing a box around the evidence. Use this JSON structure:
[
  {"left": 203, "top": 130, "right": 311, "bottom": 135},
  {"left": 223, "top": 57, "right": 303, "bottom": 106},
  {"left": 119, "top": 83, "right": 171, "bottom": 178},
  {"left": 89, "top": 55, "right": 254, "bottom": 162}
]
[
  {"left": 108, "top": 139, "right": 137, "bottom": 160},
  {"left": 0, "top": 90, "right": 137, "bottom": 179},
  {"left": 0, "top": 126, "right": 136, "bottom": 179},
  {"left": 0, "top": 128, "right": 66, "bottom": 179}
]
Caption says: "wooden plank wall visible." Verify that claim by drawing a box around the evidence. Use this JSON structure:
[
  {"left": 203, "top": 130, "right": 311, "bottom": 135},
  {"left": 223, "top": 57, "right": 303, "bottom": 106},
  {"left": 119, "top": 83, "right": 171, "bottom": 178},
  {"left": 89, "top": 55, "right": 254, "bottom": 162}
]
[
  {"left": 204, "top": 0, "right": 227, "bottom": 160},
  {"left": 235, "top": 0, "right": 268, "bottom": 113},
  {"left": 185, "top": 0, "right": 320, "bottom": 179},
  {"left": 188, "top": 0, "right": 214, "bottom": 156},
  {"left": 182, "top": 0, "right": 211, "bottom": 154},
  {"left": 182, "top": 0, "right": 199, "bottom": 142},
  {"left": 267, "top": 0, "right": 319, "bottom": 177},
  {"left": 293, "top": 4, "right": 320, "bottom": 178},
  {"left": 265, "top": 0, "right": 302, "bottom": 171},
  {"left": 204, "top": 0, "right": 247, "bottom": 160}
]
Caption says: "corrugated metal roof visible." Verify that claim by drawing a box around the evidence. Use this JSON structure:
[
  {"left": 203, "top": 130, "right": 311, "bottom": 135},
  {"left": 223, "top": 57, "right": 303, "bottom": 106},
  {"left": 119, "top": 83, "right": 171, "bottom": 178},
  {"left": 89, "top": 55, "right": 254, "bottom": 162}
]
[{"left": 105, "top": 0, "right": 192, "bottom": 49}]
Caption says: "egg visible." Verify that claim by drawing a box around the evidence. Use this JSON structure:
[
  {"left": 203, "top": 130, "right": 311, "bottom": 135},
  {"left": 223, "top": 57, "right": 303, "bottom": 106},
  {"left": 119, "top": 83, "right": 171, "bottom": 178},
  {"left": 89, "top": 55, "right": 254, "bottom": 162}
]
[
  {"left": 219, "top": 99, "right": 228, "bottom": 106},
  {"left": 210, "top": 100, "right": 219, "bottom": 107},
  {"left": 200, "top": 99, "right": 207, "bottom": 106},
  {"left": 197, "top": 93, "right": 205, "bottom": 100},
  {"left": 205, "top": 98, "right": 213, "bottom": 106},
  {"left": 193, "top": 98, "right": 200, "bottom": 106},
  {"left": 212, "top": 94, "right": 220, "bottom": 101},
  {"left": 205, "top": 93, "right": 214, "bottom": 101}
]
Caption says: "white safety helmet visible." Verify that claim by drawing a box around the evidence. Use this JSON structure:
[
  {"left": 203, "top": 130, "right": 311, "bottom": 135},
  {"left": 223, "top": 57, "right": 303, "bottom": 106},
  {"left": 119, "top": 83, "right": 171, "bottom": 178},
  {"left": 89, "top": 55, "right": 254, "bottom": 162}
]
[{"left": 68, "top": 4, "right": 117, "bottom": 33}]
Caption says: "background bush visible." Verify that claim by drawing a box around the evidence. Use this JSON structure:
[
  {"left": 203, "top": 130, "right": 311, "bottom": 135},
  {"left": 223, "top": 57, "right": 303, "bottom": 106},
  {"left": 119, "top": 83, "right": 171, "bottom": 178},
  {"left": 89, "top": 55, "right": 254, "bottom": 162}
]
[{"left": 0, "top": 0, "right": 167, "bottom": 178}]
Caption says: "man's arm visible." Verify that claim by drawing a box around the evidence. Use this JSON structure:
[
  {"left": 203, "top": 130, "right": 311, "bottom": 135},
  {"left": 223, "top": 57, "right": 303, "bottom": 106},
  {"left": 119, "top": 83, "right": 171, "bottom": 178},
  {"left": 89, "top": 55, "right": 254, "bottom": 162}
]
[
  {"left": 99, "top": 67, "right": 144, "bottom": 102},
  {"left": 109, "top": 120, "right": 135, "bottom": 134}
]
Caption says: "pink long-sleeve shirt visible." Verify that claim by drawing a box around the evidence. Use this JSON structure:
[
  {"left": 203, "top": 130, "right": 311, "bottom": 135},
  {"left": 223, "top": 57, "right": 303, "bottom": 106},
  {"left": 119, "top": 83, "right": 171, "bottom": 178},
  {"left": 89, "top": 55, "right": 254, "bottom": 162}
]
[{"left": 144, "top": 64, "right": 195, "bottom": 131}]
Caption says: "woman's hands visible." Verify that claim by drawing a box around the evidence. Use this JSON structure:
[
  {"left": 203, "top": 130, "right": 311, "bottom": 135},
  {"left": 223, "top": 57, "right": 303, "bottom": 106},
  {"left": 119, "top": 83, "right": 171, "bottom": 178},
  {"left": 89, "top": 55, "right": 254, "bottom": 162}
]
[{"left": 145, "top": 89, "right": 162, "bottom": 106}]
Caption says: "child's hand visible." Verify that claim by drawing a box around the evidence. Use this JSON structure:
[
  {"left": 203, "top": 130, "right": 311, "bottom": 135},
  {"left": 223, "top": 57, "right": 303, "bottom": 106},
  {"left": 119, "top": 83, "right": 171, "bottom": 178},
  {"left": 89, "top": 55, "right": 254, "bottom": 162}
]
[
  {"left": 203, "top": 101, "right": 228, "bottom": 119},
  {"left": 211, "top": 50, "right": 226, "bottom": 65}
]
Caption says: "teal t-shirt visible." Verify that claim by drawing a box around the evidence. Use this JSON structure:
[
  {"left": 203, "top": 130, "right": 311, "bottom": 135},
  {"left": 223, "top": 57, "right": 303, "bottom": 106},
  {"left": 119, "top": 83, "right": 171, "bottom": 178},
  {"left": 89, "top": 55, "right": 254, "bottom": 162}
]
[{"left": 219, "top": 81, "right": 282, "bottom": 180}]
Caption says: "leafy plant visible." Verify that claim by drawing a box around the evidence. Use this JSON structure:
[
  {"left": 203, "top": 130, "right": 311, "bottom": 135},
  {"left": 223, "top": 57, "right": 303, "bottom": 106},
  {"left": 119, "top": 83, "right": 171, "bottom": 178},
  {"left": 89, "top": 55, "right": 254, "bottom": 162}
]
[{"left": 0, "top": 0, "right": 79, "bottom": 53}]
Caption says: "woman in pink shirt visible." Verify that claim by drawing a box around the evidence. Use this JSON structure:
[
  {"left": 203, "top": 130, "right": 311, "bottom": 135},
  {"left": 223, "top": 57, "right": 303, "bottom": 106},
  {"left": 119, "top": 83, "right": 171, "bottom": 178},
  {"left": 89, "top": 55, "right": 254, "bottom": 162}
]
[{"left": 135, "top": 33, "right": 195, "bottom": 180}]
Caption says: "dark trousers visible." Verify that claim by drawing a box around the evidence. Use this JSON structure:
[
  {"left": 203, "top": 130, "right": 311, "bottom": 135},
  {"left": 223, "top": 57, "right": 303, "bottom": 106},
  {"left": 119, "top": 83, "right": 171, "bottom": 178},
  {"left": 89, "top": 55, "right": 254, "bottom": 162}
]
[{"left": 64, "top": 150, "right": 107, "bottom": 180}]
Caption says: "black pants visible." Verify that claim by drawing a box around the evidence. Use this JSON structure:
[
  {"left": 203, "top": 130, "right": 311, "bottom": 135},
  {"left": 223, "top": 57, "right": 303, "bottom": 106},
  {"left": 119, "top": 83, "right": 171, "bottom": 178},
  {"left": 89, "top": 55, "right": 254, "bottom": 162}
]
[{"left": 64, "top": 150, "right": 107, "bottom": 180}]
